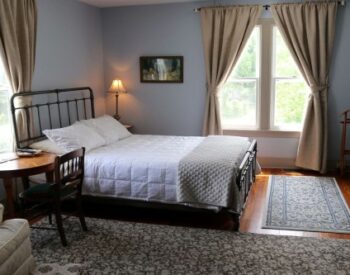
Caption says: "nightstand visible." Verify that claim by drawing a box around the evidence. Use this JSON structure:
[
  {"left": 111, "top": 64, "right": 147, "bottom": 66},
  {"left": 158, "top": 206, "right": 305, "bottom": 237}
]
[{"left": 123, "top": 124, "right": 133, "bottom": 131}]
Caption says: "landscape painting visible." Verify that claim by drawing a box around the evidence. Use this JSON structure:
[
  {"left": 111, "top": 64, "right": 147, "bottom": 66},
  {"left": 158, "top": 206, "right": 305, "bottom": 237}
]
[{"left": 140, "top": 56, "right": 183, "bottom": 83}]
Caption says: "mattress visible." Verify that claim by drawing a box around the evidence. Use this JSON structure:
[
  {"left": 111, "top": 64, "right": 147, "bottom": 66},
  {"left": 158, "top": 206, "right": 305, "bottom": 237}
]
[
  {"left": 83, "top": 135, "right": 204, "bottom": 204},
  {"left": 30, "top": 134, "right": 252, "bottom": 211}
]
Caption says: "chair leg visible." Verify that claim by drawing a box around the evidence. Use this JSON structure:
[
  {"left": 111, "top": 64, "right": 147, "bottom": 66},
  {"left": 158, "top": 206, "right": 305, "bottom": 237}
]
[
  {"left": 53, "top": 202, "right": 67, "bottom": 246},
  {"left": 18, "top": 198, "right": 25, "bottom": 219},
  {"left": 77, "top": 194, "right": 87, "bottom": 231},
  {"left": 48, "top": 213, "right": 52, "bottom": 225}
]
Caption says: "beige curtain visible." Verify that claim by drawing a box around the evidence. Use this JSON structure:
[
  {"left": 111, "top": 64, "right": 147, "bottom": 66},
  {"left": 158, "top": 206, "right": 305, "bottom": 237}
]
[
  {"left": 0, "top": 0, "right": 37, "bottom": 144},
  {"left": 271, "top": 2, "right": 337, "bottom": 173},
  {"left": 200, "top": 5, "right": 262, "bottom": 135}
]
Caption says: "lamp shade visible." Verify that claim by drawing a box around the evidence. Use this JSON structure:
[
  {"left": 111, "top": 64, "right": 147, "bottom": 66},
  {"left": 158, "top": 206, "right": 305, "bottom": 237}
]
[{"left": 109, "top": 79, "right": 126, "bottom": 94}]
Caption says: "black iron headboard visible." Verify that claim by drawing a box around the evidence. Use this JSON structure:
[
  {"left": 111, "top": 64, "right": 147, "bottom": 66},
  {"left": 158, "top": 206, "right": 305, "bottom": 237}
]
[{"left": 11, "top": 87, "right": 95, "bottom": 148}]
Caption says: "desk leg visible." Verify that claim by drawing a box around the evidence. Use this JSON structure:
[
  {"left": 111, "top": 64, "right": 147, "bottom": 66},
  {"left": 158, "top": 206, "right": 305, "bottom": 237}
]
[
  {"left": 45, "top": 171, "right": 54, "bottom": 225},
  {"left": 46, "top": 171, "right": 54, "bottom": 182},
  {"left": 3, "top": 177, "right": 15, "bottom": 218},
  {"left": 22, "top": 177, "right": 29, "bottom": 190}
]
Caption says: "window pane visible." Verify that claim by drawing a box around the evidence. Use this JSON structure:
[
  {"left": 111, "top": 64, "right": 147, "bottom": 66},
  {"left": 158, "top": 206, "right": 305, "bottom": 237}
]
[
  {"left": 220, "top": 80, "right": 257, "bottom": 128},
  {"left": 229, "top": 27, "right": 259, "bottom": 79},
  {"left": 0, "top": 60, "right": 11, "bottom": 152},
  {"left": 221, "top": 27, "right": 259, "bottom": 129},
  {"left": 274, "top": 80, "right": 308, "bottom": 130},
  {"left": 0, "top": 92, "right": 11, "bottom": 152},
  {"left": 274, "top": 27, "right": 301, "bottom": 78}
]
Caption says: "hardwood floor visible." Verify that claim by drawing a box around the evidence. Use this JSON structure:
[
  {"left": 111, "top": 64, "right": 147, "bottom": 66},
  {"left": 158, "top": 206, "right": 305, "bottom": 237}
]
[
  {"left": 240, "top": 169, "right": 350, "bottom": 240},
  {"left": 74, "top": 169, "right": 350, "bottom": 240}
]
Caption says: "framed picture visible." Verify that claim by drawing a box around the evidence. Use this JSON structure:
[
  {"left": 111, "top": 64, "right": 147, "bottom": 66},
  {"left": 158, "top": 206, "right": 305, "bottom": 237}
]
[{"left": 140, "top": 56, "right": 183, "bottom": 83}]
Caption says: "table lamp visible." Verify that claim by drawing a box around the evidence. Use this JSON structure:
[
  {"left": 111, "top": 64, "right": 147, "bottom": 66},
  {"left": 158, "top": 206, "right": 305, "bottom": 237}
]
[{"left": 108, "top": 79, "right": 126, "bottom": 120}]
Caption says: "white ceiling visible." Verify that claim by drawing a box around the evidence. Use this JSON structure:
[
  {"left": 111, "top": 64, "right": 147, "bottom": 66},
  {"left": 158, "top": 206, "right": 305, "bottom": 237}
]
[{"left": 78, "top": 0, "right": 206, "bottom": 8}]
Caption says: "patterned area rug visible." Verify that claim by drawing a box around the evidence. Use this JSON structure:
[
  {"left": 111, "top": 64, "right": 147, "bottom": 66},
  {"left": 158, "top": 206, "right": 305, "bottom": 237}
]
[
  {"left": 263, "top": 175, "right": 350, "bottom": 233},
  {"left": 34, "top": 263, "right": 81, "bottom": 275},
  {"left": 31, "top": 217, "right": 350, "bottom": 274}
]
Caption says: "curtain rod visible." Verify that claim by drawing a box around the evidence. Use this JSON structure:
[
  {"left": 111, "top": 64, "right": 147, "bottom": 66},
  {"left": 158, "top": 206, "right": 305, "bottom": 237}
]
[{"left": 193, "top": 0, "right": 345, "bottom": 12}]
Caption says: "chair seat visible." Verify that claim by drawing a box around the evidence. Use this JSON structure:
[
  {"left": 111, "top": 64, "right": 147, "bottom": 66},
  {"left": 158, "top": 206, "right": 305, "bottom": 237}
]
[{"left": 20, "top": 183, "right": 75, "bottom": 199}]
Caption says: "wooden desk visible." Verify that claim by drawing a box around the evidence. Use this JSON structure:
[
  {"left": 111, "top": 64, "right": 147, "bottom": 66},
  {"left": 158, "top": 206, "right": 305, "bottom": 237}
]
[{"left": 0, "top": 152, "right": 56, "bottom": 218}]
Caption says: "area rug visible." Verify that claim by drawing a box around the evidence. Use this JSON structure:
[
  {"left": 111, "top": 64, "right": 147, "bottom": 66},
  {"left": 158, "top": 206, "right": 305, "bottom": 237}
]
[
  {"left": 263, "top": 175, "right": 350, "bottom": 233},
  {"left": 34, "top": 263, "right": 81, "bottom": 275},
  {"left": 31, "top": 217, "right": 350, "bottom": 274}
]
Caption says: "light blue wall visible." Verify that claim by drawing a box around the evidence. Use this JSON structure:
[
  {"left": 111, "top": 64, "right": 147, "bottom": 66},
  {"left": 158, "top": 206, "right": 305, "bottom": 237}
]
[
  {"left": 0, "top": 0, "right": 106, "bottom": 204},
  {"left": 102, "top": 0, "right": 350, "bottom": 164},
  {"left": 102, "top": 2, "right": 206, "bottom": 136},
  {"left": 33, "top": 0, "right": 105, "bottom": 115},
  {"left": 328, "top": 3, "right": 350, "bottom": 161}
]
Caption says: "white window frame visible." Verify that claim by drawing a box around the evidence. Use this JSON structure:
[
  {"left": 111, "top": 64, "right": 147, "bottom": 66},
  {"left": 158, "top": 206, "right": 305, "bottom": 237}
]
[
  {"left": 223, "top": 19, "right": 307, "bottom": 138},
  {"left": 270, "top": 25, "right": 308, "bottom": 131},
  {"left": 0, "top": 58, "right": 13, "bottom": 153},
  {"left": 220, "top": 26, "right": 261, "bottom": 130}
]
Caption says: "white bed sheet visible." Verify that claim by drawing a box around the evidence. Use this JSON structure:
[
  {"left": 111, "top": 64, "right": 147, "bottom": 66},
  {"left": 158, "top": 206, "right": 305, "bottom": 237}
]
[{"left": 83, "top": 135, "right": 204, "bottom": 204}]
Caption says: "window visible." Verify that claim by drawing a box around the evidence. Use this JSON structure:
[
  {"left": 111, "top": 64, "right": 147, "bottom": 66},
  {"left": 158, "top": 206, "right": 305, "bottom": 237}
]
[
  {"left": 220, "top": 27, "right": 260, "bottom": 129},
  {"left": 271, "top": 27, "right": 309, "bottom": 130},
  {"left": 220, "top": 20, "right": 309, "bottom": 131},
  {"left": 0, "top": 59, "right": 12, "bottom": 152}
]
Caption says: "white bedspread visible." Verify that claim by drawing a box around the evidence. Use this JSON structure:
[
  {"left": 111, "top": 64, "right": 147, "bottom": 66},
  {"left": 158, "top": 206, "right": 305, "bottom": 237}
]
[{"left": 83, "top": 135, "right": 203, "bottom": 203}]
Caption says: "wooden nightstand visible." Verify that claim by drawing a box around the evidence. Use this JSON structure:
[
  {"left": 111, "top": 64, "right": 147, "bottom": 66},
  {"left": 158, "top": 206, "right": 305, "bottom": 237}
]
[{"left": 123, "top": 124, "right": 133, "bottom": 131}]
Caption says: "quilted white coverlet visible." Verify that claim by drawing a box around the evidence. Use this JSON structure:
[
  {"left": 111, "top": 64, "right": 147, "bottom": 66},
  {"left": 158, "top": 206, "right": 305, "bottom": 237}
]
[
  {"left": 178, "top": 136, "right": 251, "bottom": 210},
  {"left": 83, "top": 135, "right": 203, "bottom": 203}
]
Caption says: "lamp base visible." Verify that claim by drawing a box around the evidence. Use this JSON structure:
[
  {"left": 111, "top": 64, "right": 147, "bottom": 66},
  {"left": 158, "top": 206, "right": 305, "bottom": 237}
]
[{"left": 113, "top": 114, "right": 120, "bottom": 120}]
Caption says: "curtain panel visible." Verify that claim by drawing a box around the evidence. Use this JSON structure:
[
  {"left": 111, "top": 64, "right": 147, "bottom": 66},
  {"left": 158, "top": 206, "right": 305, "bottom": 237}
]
[
  {"left": 200, "top": 5, "right": 262, "bottom": 135},
  {"left": 0, "top": 0, "right": 37, "bottom": 145},
  {"left": 271, "top": 2, "right": 338, "bottom": 173}
]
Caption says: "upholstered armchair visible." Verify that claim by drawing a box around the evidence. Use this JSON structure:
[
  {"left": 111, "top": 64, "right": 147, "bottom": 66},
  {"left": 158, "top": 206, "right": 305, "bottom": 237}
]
[{"left": 0, "top": 204, "right": 35, "bottom": 274}]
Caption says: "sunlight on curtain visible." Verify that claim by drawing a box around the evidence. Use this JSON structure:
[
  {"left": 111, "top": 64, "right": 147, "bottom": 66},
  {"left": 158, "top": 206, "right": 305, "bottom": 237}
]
[{"left": 0, "top": 58, "right": 12, "bottom": 152}]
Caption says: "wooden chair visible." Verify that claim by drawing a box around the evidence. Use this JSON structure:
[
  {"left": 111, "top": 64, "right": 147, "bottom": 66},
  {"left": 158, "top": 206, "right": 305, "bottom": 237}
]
[
  {"left": 340, "top": 109, "right": 350, "bottom": 176},
  {"left": 19, "top": 148, "right": 87, "bottom": 246}
]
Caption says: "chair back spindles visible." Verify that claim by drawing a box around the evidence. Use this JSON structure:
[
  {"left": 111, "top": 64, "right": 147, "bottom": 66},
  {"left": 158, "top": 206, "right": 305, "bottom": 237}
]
[{"left": 53, "top": 148, "right": 85, "bottom": 194}]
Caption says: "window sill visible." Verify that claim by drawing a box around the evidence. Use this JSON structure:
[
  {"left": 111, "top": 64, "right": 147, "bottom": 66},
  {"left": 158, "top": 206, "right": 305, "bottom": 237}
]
[{"left": 223, "top": 129, "right": 301, "bottom": 138}]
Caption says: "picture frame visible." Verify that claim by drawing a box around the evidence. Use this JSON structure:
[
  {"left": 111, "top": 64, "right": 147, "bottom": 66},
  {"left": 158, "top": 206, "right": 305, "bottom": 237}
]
[{"left": 140, "top": 56, "right": 183, "bottom": 83}]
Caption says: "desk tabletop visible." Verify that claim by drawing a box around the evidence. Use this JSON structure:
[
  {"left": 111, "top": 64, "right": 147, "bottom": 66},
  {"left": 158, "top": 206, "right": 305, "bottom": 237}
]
[{"left": 0, "top": 152, "right": 56, "bottom": 177}]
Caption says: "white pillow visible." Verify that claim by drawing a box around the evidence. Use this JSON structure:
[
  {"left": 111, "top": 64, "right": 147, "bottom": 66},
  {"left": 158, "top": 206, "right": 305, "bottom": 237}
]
[
  {"left": 43, "top": 123, "right": 106, "bottom": 153},
  {"left": 78, "top": 115, "right": 131, "bottom": 144},
  {"left": 30, "top": 139, "right": 65, "bottom": 155}
]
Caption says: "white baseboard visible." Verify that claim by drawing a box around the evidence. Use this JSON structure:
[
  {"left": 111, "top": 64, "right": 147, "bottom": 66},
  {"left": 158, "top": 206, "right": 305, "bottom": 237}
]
[{"left": 258, "top": 157, "right": 297, "bottom": 169}]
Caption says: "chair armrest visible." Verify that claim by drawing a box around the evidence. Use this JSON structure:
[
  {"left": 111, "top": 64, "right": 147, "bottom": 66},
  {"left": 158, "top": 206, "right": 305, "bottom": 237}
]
[{"left": 0, "top": 204, "right": 4, "bottom": 223}]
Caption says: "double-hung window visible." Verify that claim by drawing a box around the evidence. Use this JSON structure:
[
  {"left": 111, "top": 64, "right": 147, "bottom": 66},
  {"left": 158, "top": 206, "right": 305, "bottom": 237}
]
[
  {"left": 220, "top": 19, "right": 309, "bottom": 133},
  {"left": 0, "top": 58, "right": 12, "bottom": 152},
  {"left": 220, "top": 27, "right": 260, "bottom": 129}
]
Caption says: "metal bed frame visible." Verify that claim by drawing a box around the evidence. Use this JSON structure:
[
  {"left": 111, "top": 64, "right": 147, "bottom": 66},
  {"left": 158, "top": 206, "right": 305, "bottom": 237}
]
[
  {"left": 11, "top": 87, "right": 94, "bottom": 148},
  {"left": 11, "top": 87, "right": 257, "bottom": 230}
]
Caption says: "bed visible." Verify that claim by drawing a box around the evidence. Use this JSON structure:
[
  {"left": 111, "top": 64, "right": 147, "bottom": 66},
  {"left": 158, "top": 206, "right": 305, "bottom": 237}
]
[{"left": 11, "top": 87, "right": 257, "bottom": 230}]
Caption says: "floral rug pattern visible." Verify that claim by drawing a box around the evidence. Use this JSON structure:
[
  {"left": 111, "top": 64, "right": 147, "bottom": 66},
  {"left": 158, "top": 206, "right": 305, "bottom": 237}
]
[
  {"left": 263, "top": 176, "right": 350, "bottom": 233},
  {"left": 32, "top": 217, "right": 350, "bottom": 274}
]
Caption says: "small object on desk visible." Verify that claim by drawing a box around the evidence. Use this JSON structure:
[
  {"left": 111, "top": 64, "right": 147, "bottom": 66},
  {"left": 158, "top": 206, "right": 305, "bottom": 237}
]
[{"left": 16, "top": 148, "right": 42, "bottom": 157}]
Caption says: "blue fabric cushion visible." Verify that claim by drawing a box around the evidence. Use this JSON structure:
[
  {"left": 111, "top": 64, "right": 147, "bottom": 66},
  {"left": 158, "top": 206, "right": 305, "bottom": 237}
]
[{"left": 21, "top": 183, "right": 74, "bottom": 199}]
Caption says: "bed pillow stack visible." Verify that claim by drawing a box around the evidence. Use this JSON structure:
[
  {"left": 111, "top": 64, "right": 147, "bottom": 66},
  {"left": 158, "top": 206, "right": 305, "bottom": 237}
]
[
  {"left": 78, "top": 115, "right": 131, "bottom": 144},
  {"left": 42, "top": 123, "right": 106, "bottom": 153},
  {"left": 32, "top": 115, "right": 132, "bottom": 154}
]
